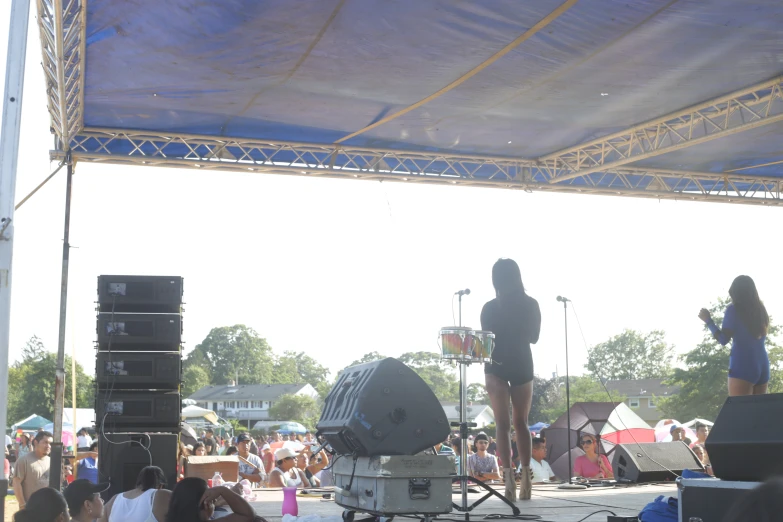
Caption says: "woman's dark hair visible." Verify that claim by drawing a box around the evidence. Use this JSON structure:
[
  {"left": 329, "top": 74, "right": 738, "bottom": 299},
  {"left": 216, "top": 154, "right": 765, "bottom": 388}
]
[
  {"left": 225, "top": 445, "right": 238, "bottom": 456},
  {"left": 193, "top": 442, "right": 205, "bottom": 453},
  {"left": 492, "top": 258, "right": 525, "bottom": 298},
  {"left": 13, "top": 487, "right": 68, "bottom": 522},
  {"left": 450, "top": 437, "right": 462, "bottom": 456},
  {"left": 136, "top": 465, "right": 167, "bottom": 491},
  {"left": 729, "top": 275, "right": 769, "bottom": 339},
  {"left": 723, "top": 477, "right": 783, "bottom": 522},
  {"left": 166, "top": 477, "right": 207, "bottom": 522}
]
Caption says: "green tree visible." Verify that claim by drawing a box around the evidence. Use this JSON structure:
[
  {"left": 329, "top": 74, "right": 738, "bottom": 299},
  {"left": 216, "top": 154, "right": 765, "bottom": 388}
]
[
  {"left": 182, "top": 365, "right": 211, "bottom": 398},
  {"left": 268, "top": 394, "right": 321, "bottom": 427},
  {"left": 658, "top": 299, "right": 783, "bottom": 421},
  {"left": 348, "top": 351, "right": 386, "bottom": 367},
  {"left": 187, "top": 325, "right": 275, "bottom": 385},
  {"left": 272, "top": 351, "right": 330, "bottom": 390},
  {"left": 467, "top": 383, "right": 488, "bottom": 403},
  {"left": 398, "top": 351, "right": 460, "bottom": 401},
  {"left": 8, "top": 336, "right": 95, "bottom": 423},
  {"left": 586, "top": 329, "right": 674, "bottom": 380},
  {"left": 538, "top": 375, "right": 624, "bottom": 424}
]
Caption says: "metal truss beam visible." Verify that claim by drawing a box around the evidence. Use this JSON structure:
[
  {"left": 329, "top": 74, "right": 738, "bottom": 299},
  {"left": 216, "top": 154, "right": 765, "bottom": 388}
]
[
  {"left": 36, "top": 0, "right": 85, "bottom": 148},
  {"left": 540, "top": 76, "right": 783, "bottom": 182},
  {"left": 62, "top": 128, "right": 782, "bottom": 205}
]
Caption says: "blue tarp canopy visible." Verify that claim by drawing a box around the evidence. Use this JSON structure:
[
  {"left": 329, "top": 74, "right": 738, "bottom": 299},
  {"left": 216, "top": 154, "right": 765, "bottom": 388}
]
[{"left": 46, "top": 0, "right": 783, "bottom": 202}]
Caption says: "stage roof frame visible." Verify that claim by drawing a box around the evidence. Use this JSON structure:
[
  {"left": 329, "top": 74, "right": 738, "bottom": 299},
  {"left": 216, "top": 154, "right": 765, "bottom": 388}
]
[{"left": 35, "top": 0, "right": 783, "bottom": 206}]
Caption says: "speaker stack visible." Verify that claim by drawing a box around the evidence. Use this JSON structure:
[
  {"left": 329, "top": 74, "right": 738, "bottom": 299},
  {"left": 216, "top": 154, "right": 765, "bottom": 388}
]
[{"left": 95, "top": 275, "right": 183, "bottom": 498}]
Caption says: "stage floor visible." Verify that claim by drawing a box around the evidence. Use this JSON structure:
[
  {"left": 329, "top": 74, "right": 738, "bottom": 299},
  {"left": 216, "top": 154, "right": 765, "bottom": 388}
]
[{"left": 249, "top": 483, "right": 677, "bottom": 522}]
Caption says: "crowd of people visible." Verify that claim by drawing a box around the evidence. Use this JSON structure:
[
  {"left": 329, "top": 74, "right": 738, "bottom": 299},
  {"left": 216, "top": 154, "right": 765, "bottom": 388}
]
[
  {"left": 174, "top": 429, "right": 332, "bottom": 489},
  {"left": 438, "top": 420, "right": 715, "bottom": 486},
  {"left": 13, "top": 465, "right": 266, "bottom": 522}
]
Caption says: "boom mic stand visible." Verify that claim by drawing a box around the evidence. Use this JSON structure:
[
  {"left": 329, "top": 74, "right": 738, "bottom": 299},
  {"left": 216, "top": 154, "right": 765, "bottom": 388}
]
[
  {"left": 556, "top": 296, "right": 587, "bottom": 490},
  {"left": 451, "top": 289, "right": 520, "bottom": 519}
]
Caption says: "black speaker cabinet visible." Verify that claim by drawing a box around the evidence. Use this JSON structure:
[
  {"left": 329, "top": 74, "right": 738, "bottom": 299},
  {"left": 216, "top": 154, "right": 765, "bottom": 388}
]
[
  {"left": 612, "top": 442, "right": 703, "bottom": 482},
  {"left": 317, "top": 357, "right": 450, "bottom": 457},
  {"left": 98, "top": 275, "right": 183, "bottom": 313},
  {"left": 96, "top": 351, "right": 181, "bottom": 389},
  {"left": 98, "top": 433, "right": 178, "bottom": 499},
  {"left": 707, "top": 393, "right": 783, "bottom": 482},
  {"left": 97, "top": 313, "right": 182, "bottom": 349},
  {"left": 97, "top": 390, "right": 180, "bottom": 431}
]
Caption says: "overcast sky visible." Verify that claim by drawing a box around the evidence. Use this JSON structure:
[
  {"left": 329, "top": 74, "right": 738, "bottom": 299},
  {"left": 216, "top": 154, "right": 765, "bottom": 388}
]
[{"left": 2, "top": 8, "right": 781, "bottom": 390}]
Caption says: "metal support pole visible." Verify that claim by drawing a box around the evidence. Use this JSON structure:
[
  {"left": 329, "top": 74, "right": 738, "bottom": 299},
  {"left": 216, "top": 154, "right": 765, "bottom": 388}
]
[
  {"left": 49, "top": 159, "right": 74, "bottom": 489},
  {"left": 0, "top": 0, "right": 32, "bottom": 513},
  {"left": 563, "top": 301, "right": 572, "bottom": 484}
]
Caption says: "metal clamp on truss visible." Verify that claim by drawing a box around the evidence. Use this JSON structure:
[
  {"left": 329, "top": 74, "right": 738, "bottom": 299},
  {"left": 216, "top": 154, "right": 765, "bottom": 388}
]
[{"left": 0, "top": 217, "right": 12, "bottom": 240}]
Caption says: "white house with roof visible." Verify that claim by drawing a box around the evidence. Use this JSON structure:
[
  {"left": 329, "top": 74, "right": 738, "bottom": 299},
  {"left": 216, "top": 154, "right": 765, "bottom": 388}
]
[
  {"left": 605, "top": 378, "right": 680, "bottom": 427},
  {"left": 440, "top": 402, "right": 495, "bottom": 428},
  {"left": 188, "top": 382, "right": 319, "bottom": 426}
]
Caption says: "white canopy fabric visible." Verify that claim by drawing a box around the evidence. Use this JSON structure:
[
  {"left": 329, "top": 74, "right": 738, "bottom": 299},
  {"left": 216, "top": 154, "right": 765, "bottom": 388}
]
[
  {"left": 682, "top": 418, "right": 714, "bottom": 428},
  {"left": 181, "top": 405, "right": 219, "bottom": 425}
]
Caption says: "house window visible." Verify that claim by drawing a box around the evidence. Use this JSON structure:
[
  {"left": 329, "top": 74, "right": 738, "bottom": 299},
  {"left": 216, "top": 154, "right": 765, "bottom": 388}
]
[
  {"left": 243, "top": 401, "right": 249, "bottom": 408},
  {"left": 629, "top": 399, "right": 640, "bottom": 408},
  {"left": 648, "top": 398, "right": 657, "bottom": 409}
]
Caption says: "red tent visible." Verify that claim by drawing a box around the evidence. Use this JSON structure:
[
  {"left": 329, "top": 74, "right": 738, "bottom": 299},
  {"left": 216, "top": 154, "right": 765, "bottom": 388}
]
[{"left": 545, "top": 402, "right": 655, "bottom": 480}]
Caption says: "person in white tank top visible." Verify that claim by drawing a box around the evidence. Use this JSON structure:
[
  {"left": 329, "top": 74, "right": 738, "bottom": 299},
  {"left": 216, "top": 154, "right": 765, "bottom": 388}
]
[
  {"left": 100, "top": 466, "right": 171, "bottom": 522},
  {"left": 268, "top": 448, "right": 310, "bottom": 488}
]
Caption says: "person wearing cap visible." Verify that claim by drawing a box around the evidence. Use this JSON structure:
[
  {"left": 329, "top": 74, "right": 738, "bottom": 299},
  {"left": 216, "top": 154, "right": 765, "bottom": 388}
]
[
  {"left": 235, "top": 433, "right": 266, "bottom": 485},
  {"left": 269, "top": 448, "right": 311, "bottom": 488},
  {"left": 261, "top": 443, "right": 274, "bottom": 474},
  {"left": 64, "top": 478, "right": 108, "bottom": 521},
  {"left": 670, "top": 425, "right": 685, "bottom": 442},
  {"left": 466, "top": 433, "right": 501, "bottom": 483}
]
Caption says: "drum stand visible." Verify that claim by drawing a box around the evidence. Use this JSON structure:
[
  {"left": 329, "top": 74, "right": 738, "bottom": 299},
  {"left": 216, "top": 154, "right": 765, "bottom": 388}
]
[{"left": 451, "top": 293, "right": 520, "bottom": 519}]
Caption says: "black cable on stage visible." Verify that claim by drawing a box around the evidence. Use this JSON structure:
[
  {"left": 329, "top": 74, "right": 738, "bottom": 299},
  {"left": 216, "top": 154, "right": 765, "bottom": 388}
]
[{"left": 574, "top": 510, "right": 616, "bottom": 522}]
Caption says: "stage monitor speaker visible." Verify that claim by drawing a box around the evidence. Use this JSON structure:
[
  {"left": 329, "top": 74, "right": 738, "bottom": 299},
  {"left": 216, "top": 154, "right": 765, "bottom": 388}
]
[
  {"left": 96, "top": 351, "right": 182, "bottom": 389},
  {"left": 317, "top": 357, "right": 450, "bottom": 457},
  {"left": 97, "top": 313, "right": 182, "bottom": 348},
  {"left": 98, "top": 275, "right": 183, "bottom": 313},
  {"left": 706, "top": 393, "right": 783, "bottom": 482},
  {"left": 98, "top": 433, "right": 178, "bottom": 500},
  {"left": 612, "top": 442, "right": 703, "bottom": 483},
  {"left": 96, "top": 390, "right": 181, "bottom": 431}
]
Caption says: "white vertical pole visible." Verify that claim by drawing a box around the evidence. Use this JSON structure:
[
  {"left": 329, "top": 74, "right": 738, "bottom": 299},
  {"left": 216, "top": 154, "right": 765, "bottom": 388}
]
[{"left": 0, "top": 0, "right": 32, "bottom": 508}]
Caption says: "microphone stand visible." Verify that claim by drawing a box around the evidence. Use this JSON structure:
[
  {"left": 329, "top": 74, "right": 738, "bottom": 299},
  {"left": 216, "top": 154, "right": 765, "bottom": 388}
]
[
  {"left": 452, "top": 291, "right": 520, "bottom": 519},
  {"left": 557, "top": 297, "right": 586, "bottom": 490}
]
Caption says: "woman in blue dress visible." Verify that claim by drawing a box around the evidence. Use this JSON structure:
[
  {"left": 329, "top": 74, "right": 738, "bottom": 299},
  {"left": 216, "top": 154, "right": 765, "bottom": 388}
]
[{"left": 699, "top": 275, "right": 769, "bottom": 396}]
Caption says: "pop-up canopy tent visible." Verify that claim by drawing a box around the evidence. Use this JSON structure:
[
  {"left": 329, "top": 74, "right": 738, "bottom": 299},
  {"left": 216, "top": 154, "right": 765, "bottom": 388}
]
[
  {"left": 3, "top": 0, "right": 783, "bottom": 482},
  {"left": 546, "top": 402, "right": 655, "bottom": 480},
  {"left": 12, "top": 414, "right": 52, "bottom": 431}
]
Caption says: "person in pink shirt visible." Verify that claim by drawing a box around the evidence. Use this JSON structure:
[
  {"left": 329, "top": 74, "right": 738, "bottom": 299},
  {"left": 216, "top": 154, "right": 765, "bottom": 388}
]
[{"left": 573, "top": 433, "right": 613, "bottom": 479}]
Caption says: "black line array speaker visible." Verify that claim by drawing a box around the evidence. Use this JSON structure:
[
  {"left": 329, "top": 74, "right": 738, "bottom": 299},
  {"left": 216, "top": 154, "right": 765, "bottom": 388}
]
[
  {"left": 95, "top": 275, "right": 183, "bottom": 492},
  {"left": 612, "top": 442, "right": 703, "bottom": 482},
  {"left": 706, "top": 393, "right": 783, "bottom": 482},
  {"left": 98, "top": 433, "right": 178, "bottom": 500},
  {"left": 317, "top": 357, "right": 450, "bottom": 457}
]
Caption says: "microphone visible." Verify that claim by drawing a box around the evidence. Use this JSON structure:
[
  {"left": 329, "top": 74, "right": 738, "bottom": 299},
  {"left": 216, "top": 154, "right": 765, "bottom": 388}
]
[
  {"left": 455, "top": 289, "right": 471, "bottom": 296},
  {"left": 556, "top": 295, "right": 570, "bottom": 303}
]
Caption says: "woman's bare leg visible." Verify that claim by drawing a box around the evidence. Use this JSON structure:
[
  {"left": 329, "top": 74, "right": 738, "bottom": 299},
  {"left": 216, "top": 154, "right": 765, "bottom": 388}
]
[{"left": 728, "top": 377, "right": 754, "bottom": 396}]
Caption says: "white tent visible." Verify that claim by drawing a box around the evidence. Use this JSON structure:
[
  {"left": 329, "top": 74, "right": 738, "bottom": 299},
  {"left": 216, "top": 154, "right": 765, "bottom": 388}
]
[
  {"left": 181, "top": 405, "right": 219, "bottom": 425},
  {"left": 63, "top": 408, "right": 96, "bottom": 431},
  {"left": 682, "top": 418, "right": 714, "bottom": 429}
]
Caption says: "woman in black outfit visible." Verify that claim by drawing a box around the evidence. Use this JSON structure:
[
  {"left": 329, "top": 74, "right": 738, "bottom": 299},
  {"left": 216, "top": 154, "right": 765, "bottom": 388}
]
[{"left": 481, "top": 259, "right": 541, "bottom": 502}]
